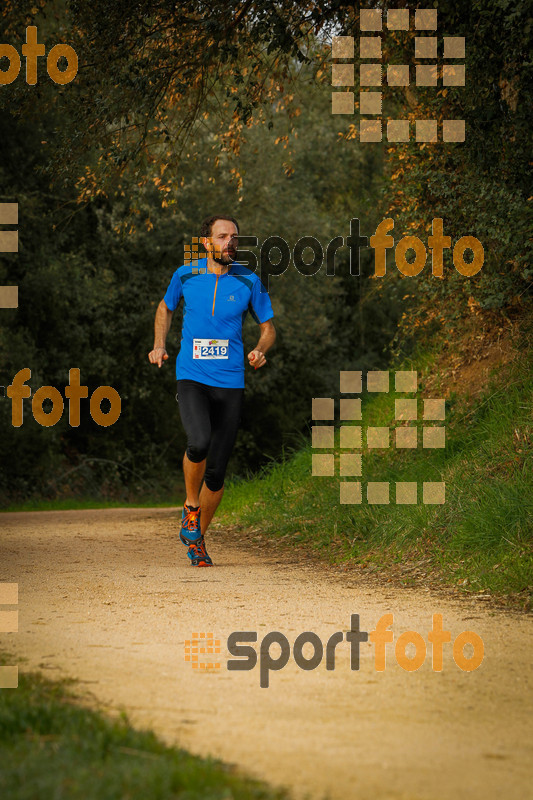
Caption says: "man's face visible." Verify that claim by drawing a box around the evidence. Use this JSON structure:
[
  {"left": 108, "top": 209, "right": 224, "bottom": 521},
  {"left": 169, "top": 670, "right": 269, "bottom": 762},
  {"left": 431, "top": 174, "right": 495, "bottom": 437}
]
[{"left": 203, "top": 219, "right": 239, "bottom": 266}]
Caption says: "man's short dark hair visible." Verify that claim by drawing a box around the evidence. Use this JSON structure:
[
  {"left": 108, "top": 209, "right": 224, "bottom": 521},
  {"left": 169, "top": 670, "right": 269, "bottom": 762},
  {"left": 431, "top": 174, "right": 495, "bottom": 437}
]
[{"left": 200, "top": 215, "right": 240, "bottom": 238}]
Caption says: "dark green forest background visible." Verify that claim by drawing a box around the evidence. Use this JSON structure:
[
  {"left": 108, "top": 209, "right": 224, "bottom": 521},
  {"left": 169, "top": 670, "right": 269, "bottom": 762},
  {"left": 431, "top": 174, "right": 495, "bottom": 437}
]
[{"left": 0, "top": 0, "right": 531, "bottom": 504}]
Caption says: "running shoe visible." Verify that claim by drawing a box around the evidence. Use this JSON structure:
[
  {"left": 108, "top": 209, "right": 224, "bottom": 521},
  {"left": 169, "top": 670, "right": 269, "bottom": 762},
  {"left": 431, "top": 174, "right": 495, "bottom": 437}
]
[
  {"left": 180, "top": 504, "right": 213, "bottom": 566},
  {"left": 182, "top": 536, "right": 213, "bottom": 567},
  {"left": 182, "top": 533, "right": 213, "bottom": 567},
  {"left": 181, "top": 503, "right": 201, "bottom": 540}
]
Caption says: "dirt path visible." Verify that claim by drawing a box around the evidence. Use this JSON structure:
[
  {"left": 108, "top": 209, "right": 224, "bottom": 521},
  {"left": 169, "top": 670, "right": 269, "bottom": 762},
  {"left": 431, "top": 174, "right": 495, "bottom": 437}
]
[{"left": 1, "top": 508, "right": 532, "bottom": 800}]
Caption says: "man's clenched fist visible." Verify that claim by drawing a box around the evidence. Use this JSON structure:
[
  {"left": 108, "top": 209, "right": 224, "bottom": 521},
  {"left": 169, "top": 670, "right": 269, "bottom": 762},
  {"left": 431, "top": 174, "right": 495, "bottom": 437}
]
[
  {"left": 148, "top": 347, "right": 169, "bottom": 368},
  {"left": 248, "top": 349, "right": 266, "bottom": 369}
]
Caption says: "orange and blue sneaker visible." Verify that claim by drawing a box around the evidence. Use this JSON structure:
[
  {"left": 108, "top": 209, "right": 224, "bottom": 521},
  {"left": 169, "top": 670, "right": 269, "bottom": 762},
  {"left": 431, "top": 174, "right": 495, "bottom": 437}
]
[{"left": 180, "top": 504, "right": 213, "bottom": 567}]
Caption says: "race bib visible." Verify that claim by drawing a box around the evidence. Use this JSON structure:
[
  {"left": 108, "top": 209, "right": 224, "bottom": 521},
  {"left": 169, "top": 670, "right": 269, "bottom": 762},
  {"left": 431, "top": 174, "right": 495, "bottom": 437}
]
[{"left": 193, "top": 338, "right": 229, "bottom": 359}]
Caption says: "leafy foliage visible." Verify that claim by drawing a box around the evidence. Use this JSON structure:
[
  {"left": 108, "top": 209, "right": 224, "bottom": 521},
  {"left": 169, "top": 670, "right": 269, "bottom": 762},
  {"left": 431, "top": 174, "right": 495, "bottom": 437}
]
[{"left": 0, "top": 0, "right": 530, "bottom": 501}]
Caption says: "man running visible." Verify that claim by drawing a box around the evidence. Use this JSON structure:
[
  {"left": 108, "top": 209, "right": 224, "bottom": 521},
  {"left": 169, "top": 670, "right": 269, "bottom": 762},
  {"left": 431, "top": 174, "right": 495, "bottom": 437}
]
[{"left": 148, "top": 215, "right": 275, "bottom": 566}]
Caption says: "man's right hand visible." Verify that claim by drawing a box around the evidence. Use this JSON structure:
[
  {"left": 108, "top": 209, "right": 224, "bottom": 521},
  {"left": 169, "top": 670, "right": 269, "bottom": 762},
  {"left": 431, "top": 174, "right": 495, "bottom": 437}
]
[{"left": 148, "top": 347, "right": 169, "bottom": 368}]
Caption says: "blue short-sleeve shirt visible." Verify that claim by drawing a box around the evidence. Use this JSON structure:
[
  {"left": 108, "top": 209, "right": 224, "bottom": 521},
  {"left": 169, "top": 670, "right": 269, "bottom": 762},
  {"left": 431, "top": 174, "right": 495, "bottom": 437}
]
[{"left": 163, "top": 258, "right": 274, "bottom": 388}]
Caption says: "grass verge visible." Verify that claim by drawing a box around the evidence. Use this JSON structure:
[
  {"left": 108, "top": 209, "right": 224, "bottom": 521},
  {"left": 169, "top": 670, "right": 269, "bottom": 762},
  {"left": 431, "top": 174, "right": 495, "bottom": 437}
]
[
  {"left": 0, "top": 654, "right": 288, "bottom": 800},
  {"left": 219, "top": 326, "right": 533, "bottom": 606},
  {"left": 0, "top": 496, "right": 179, "bottom": 513}
]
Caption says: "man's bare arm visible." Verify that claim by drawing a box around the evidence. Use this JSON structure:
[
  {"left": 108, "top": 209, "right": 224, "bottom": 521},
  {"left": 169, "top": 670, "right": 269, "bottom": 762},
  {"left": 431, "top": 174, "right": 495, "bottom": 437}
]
[
  {"left": 148, "top": 300, "right": 173, "bottom": 368},
  {"left": 247, "top": 319, "right": 276, "bottom": 369}
]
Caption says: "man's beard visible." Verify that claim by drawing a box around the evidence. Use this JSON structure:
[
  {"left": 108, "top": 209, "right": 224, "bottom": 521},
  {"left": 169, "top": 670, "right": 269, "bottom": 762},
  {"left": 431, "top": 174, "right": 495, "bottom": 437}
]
[{"left": 212, "top": 249, "right": 235, "bottom": 265}]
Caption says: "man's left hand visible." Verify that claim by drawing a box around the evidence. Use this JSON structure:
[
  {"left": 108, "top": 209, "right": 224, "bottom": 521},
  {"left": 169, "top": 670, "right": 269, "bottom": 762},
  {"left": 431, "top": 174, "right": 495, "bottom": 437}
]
[{"left": 248, "top": 349, "right": 266, "bottom": 369}]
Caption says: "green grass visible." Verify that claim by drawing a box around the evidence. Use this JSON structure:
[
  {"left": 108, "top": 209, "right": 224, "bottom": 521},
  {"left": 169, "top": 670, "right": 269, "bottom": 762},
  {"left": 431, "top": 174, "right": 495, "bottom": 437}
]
[
  {"left": 0, "top": 496, "right": 179, "bottom": 513},
  {"left": 219, "top": 343, "right": 533, "bottom": 601},
  {"left": 0, "top": 655, "right": 288, "bottom": 800}
]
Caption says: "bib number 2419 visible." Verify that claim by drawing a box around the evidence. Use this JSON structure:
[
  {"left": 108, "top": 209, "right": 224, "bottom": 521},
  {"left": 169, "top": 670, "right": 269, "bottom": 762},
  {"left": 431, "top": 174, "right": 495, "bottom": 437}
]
[{"left": 193, "top": 338, "right": 229, "bottom": 359}]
